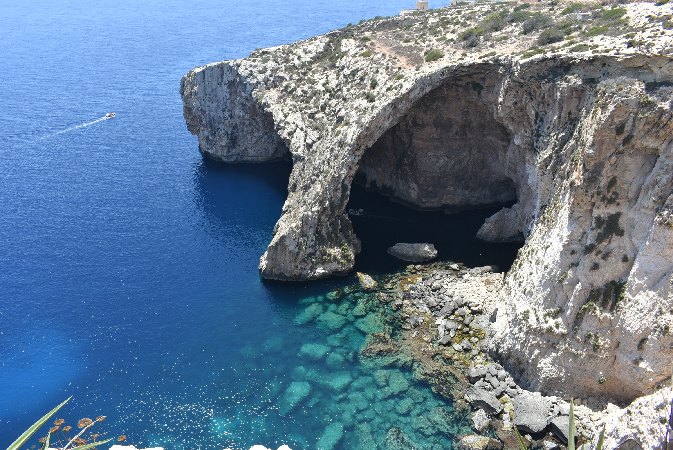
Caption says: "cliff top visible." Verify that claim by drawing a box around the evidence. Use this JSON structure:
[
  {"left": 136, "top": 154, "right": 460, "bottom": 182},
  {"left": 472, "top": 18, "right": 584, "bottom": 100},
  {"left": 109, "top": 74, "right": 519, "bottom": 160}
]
[{"left": 190, "top": 1, "right": 672, "bottom": 157}]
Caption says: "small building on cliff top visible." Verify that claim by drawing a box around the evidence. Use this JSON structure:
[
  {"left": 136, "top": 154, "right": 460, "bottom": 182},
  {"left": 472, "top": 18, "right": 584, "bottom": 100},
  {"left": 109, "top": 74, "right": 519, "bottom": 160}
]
[{"left": 401, "top": 0, "right": 429, "bottom": 15}]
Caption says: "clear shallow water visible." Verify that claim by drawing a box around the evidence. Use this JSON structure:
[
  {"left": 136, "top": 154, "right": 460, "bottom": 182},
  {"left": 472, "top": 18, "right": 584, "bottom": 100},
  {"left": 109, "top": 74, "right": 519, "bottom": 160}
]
[{"left": 0, "top": 0, "right": 511, "bottom": 448}]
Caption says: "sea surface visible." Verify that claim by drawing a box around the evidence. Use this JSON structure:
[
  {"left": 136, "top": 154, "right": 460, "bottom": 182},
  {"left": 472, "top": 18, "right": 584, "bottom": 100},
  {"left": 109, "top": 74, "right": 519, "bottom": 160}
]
[{"left": 0, "top": 1, "right": 518, "bottom": 448}]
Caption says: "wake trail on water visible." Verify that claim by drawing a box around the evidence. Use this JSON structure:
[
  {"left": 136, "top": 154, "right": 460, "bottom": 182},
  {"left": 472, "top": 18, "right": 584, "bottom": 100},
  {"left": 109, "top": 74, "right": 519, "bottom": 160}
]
[{"left": 35, "top": 115, "right": 113, "bottom": 142}]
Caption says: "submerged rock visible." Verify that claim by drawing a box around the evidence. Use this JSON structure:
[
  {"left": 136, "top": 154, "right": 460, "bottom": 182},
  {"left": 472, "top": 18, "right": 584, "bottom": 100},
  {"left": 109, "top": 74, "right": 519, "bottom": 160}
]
[
  {"left": 316, "top": 311, "right": 347, "bottom": 330},
  {"left": 386, "top": 369, "right": 410, "bottom": 395},
  {"left": 316, "top": 422, "right": 344, "bottom": 450},
  {"left": 298, "top": 343, "right": 330, "bottom": 360},
  {"left": 353, "top": 314, "right": 383, "bottom": 334},
  {"left": 387, "top": 243, "right": 438, "bottom": 263},
  {"left": 325, "top": 352, "right": 345, "bottom": 368},
  {"left": 360, "top": 332, "right": 396, "bottom": 358},
  {"left": 385, "top": 427, "right": 419, "bottom": 450},
  {"left": 321, "top": 371, "right": 353, "bottom": 392},
  {"left": 293, "top": 303, "right": 324, "bottom": 325},
  {"left": 354, "top": 424, "right": 376, "bottom": 449},
  {"left": 278, "top": 381, "right": 312, "bottom": 416}
]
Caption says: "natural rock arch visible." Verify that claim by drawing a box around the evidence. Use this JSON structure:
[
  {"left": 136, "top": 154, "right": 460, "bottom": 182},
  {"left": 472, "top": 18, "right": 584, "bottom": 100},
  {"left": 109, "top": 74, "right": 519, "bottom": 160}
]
[{"left": 353, "top": 71, "right": 523, "bottom": 237}]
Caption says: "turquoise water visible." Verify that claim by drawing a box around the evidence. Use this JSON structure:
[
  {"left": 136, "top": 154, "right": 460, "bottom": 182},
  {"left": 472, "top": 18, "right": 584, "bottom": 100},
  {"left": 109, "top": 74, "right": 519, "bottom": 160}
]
[{"left": 0, "top": 0, "right": 513, "bottom": 448}]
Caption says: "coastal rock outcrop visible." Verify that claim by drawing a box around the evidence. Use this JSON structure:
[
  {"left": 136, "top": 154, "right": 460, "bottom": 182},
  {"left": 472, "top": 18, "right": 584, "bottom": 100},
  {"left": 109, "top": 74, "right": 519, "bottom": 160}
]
[{"left": 182, "top": 1, "right": 673, "bottom": 446}]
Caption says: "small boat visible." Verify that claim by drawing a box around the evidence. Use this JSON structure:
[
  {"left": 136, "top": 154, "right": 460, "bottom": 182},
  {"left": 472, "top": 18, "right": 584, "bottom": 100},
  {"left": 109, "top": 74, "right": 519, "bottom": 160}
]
[
  {"left": 105, "top": 112, "right": 116, "bottom": 118},
  {"left": 348, "top": 208, "right": 365, "bottom": 216}
]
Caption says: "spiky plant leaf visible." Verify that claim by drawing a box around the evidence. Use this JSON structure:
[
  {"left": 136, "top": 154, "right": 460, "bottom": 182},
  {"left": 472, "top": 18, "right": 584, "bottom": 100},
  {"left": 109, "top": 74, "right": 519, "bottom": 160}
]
[
  {"left": 514, "top": 426, "right": 528, "bottom": 449},
  {"left": 42, "top": 431, "right": 51, "bottom": 450},
  {"left": 596, "top": 427, "right": 605, "bottom": 450},
  {"left": 8, "top": 397, "right": 72, "bottom": 450},
  {"left": 568, "top": 399, "right": 576, "bottom": 450}
]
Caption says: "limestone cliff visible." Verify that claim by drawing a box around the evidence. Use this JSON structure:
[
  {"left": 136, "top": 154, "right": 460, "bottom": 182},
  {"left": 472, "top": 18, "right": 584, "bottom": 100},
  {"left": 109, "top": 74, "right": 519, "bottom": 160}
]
[{"left": 181, "top": 0, "right": 673, "bottom": 442}]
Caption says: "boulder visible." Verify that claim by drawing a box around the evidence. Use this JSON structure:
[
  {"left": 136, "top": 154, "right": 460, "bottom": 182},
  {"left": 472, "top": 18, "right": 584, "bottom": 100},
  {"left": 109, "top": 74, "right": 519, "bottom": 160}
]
[
  {"left": 458, "top": 434, "right": 503, "bottom": 450},
  {"left": 465, "top": 386, "right": 503, "bottom": 415},
  {"left": 549, "top": 415, "right": 571, "bottom": 444},
  {"left": 512, "top": 391, "right": 552, "bottom": 434},
  {"left": 387, "top": 243, "right": 438, "bottom": 262},
  {"left": 356, "top": 272, "right": 378, "bottom": 290},
  {"left": 467, "top": 365, "right": 489, "bottom": 383},
  {"left": 471, "top": 408, "right": 491, "bottom": 432}
]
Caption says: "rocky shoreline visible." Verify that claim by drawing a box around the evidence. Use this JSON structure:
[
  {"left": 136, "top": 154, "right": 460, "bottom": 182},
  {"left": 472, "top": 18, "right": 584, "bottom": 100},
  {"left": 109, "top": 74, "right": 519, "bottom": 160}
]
[
  {"left": 363, "top": 263, "right": 673, "bottom": 449},
  {"left": 181, "top": 1, "right": 673, "bottom": 447}
]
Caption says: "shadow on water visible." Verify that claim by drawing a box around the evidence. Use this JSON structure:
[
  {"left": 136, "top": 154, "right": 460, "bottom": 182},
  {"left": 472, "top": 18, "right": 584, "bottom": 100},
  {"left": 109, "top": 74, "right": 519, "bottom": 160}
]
[
  {"left": 192, "top": 156, "right": 521, "bottom": 290},
  {"left": 191, "top": 157, "right": 292, "bottom": 244},
  {"left": 348, "top": 184, "right": 522, "bottom": 276},
  {"left": 192, "top": 157, "right": 355, "bottom": 303},
  {"left": 194, "top": 157, "right": 292, "bottom": 206}
]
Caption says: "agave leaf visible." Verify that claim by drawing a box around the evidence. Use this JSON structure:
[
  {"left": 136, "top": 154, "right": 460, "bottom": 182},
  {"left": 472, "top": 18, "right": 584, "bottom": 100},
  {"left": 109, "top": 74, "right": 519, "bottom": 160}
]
[
  {"left": 70, "top": 438, "right": 113, "bottom": 450},
  {"left": 568, "top": 399, "right": 576, "bottom": 450},
  {"left": 8, "top": 397, "right": 72, "bottom": 450},
  {"left": 596, "top": 427, "right": 605, "bottom": 450},
  {"left": 514, "top": 426, "right": 528, "bottom": 449},
  {"left": 43, "top": 431, "right": 51, "bottom": 450}
]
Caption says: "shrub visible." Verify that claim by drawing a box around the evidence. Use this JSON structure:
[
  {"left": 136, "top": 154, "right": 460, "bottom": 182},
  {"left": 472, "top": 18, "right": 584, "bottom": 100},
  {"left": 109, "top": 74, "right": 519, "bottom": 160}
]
[
  {"left": 602, "top": 7, "right": 627, "bottom": 21},
  {"left": 479, "top": 11, "right": 507, "bottom": 32},
  {"left": 537, "top": 28, "right": 565, "bottom": 45},
  {"left": 585, "top": 24, "right": 610, "bottom": 36},
  {"left": 459, "top": 27, "right": 482, "bottom": 47},
  {"left": 509, "top": 9, "right": 532, "bottom": 23},
  {"left": 522, "top": 13, "right": 553, "bottom": 34},
  {"left": 459, "top": 27, "right": 482, "bottom": 40},
  {"left": 561, "top": 2, "right": 586, "bottom": 15},
  {"left": 557, "top": 17, "right": 579, "bottom": 34},
  {"left": 424, "top": 49, "right": 443, "bottom": 62}
]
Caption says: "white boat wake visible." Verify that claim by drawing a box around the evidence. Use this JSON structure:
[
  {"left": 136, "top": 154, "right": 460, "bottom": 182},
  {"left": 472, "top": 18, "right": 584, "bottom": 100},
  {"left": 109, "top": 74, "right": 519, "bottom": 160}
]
[{"left": 36, "top": 113, "right": 115, "bottom": 141}]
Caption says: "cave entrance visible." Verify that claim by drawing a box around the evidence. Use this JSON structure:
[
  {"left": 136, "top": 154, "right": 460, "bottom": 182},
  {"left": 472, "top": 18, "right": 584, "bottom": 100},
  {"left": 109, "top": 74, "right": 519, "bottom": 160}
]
[
  {"left": 348, "top": 184, "right": 521, "bottom": 275},
  {"left": 349, "top": 74, "right": 524, "bottom": 274}
]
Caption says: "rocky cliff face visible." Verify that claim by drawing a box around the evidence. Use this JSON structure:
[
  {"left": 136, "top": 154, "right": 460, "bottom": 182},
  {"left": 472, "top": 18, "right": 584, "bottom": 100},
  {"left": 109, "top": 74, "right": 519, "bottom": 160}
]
[{"left": 182, "top": 0, "right": 673, "bottom": 438}]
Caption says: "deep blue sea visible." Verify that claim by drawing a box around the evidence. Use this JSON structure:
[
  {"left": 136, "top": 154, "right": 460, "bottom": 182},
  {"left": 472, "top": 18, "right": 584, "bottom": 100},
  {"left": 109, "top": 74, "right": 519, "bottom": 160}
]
[{"left": 0, "top": 1, "right": 518, "bottom": 448}]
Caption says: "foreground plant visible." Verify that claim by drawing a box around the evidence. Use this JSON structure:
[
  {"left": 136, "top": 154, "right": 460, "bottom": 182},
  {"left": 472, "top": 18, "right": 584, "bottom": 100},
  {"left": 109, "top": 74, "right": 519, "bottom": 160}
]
[{"left": 8, "top": 397, "right": 112, "bottom": 450}]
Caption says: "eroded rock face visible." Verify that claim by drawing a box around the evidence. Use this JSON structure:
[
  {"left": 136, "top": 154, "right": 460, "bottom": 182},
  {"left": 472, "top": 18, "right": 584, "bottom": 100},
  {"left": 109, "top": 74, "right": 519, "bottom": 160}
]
[
  {"left": 181, "top": 1, "right": 673, "bottom": 409},
  {"left": 180, "top": 63, "right": 289, "bottom": 162},
  {"left": 356, "top": 73, "right": 515, "bottom": 210},
  {"left": 492, "top": 73, "right": 673, "bottom": 402}
]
